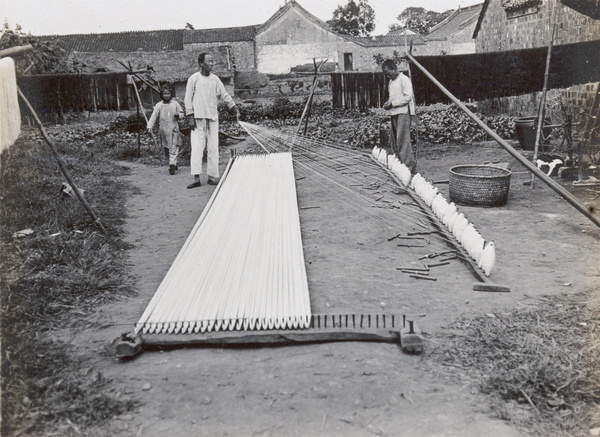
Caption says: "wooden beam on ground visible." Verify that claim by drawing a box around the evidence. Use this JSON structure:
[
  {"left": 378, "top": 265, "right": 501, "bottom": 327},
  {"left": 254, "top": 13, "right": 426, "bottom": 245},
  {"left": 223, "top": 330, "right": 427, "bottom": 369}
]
[
  {"left": 115, "top": 328, "right": 407, "bottom": 358},
  {"left": 371, "top": 157, "right": 492, "bottom": 283}
]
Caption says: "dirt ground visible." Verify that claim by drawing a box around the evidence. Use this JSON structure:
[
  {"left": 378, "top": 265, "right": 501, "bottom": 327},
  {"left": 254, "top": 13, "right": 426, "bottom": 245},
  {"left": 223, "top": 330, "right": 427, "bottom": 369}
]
[{"left": 59, "top": 133, "right": 600, "bottom": 436}]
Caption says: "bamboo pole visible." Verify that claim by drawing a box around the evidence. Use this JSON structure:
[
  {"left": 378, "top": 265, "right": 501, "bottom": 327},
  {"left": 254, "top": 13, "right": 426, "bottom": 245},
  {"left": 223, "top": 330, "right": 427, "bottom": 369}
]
[
  {"left": 531, "top": 0, "right": 559, "bottom": 187},
  {"left": 403, "top": 35, "right": 419, "bottom": 171},
  {"left": 297, "top": 59, "right": 327, "bottom": 135},
  {"left": 405, "top": 53, "right": 600, "bottom": 228},
  {"left": 131, "top": 79, "right": 160, "bottom": 153},
  {"left": 0, "top": 45, "right": 34, "bottom": 59},
  {"left": 117, "top": 61, "right": 161, "bottom": 94},
  {"left": 17, "top": 88, "right": 107, "bottom": 232}
]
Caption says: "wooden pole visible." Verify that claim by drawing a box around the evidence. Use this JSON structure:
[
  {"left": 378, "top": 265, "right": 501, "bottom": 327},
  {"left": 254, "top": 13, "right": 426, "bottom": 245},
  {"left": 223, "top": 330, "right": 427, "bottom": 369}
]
[
  {"left": 403, "top": 36, "right": 419, "bottom": 171},
  {"left": 531, "top": 0, "right": 559, "bottom": 187},
  {"left": 136, "top": 89, "right": 141, "bottom": 158},
  {"left": 17, "top": 88, "right": 107, "bottom": 233},
  {"left": 405, "top": 53, "right": 600, "bottom": 228},
  {"left": 117, "top": 60, "right": 161, "bottom": 94},
  {"left": 297, "top": 59, "right": 327, "bottom": 135},
  {"left": 0, "top": 45, "right": 34, "bottom": 59},
  {"left": 131, "top": 79, "right": 160, "bottom": 153}
]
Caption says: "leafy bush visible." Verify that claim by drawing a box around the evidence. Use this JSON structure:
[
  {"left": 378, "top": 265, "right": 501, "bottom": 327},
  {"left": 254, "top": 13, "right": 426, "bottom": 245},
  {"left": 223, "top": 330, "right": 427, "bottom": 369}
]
[
  {"left": 302, "top": 103, "right": 515, "bottom": 149},
  {"left": 221, "top": 98, "right": 333, "bottom": 124},
  {"left": 110, "top": 111, "right": 152, "bottom": 133},
  {"left": 416, "top": 103, "right": 516, "bottom": 144}
]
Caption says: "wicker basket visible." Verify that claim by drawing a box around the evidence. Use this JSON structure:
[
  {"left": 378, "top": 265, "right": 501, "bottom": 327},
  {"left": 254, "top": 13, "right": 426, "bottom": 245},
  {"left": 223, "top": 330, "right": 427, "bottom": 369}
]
[{"left": 449, "top": 165, "right": 511, "bottom": 207}]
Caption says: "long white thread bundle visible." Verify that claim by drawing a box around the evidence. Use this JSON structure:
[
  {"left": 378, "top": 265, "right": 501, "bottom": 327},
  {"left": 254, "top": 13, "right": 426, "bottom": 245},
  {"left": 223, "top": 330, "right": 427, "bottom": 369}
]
[
  {"left": 0, "top": 57, "right": 21, "bottom": 159},
  {"left": 239, "top": 121, "right": 494, "bottom": 273},
  {"left": 135, "top": 152, "right": 311, "bottom": 334},
  {"left": 239, "top": 123, "right": 496, "bottom": 277}
]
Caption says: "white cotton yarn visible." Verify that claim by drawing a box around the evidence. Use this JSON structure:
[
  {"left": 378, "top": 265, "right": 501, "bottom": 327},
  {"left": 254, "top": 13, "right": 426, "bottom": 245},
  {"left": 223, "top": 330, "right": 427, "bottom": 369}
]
[{"left": 0, "top": 57, "right": 21, "bottom": 158}]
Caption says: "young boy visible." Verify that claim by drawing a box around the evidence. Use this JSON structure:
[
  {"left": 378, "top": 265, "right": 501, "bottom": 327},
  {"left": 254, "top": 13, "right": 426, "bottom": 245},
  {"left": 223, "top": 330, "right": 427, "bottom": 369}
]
[{"left": 147, "top": 88, "right": 184, "bottom": 175}]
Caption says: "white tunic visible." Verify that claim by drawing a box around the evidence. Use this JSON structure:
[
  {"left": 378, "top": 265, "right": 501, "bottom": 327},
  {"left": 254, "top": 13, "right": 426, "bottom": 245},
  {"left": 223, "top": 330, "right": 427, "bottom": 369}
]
[
  {"left": 387, "top": 73, "right": 415, "bottom": 116},
  {"left": 184, "top": 72, "right": 235, "bottom": 120}
]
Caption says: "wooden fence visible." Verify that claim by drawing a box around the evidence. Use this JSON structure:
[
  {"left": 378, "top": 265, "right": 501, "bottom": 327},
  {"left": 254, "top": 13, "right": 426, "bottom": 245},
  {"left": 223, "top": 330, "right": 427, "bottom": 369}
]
[
  {"left": 332, "top": 40, "right": 600, "bottom": 110},
  {"left": 18, "top": 72, "right": 130, "bottom": 122},
  {"left": 331, "top": 72, "right": 387, "bottom": 110}
]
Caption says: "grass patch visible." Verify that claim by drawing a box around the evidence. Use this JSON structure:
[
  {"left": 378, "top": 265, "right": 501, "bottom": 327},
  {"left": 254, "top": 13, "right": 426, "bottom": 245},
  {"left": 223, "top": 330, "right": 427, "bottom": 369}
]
[
  {"left": 1, "top": 126, "right": 137, "bottom": 435},
  {"left": 428, "top": 292, "right": 600, "bottom": 436}
]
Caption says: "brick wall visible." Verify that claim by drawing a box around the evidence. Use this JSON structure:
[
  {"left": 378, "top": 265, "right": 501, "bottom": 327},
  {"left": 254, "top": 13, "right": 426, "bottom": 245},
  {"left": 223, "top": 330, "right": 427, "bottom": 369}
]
[
  {"left": 477, "top": 0, "right": 600, "bottom": 52},
  {"left": 477, "top": 82, "right": 598, "bottom": 119},
  {"left": 475, "top": 0, "right": 600, "bottom": 117}
]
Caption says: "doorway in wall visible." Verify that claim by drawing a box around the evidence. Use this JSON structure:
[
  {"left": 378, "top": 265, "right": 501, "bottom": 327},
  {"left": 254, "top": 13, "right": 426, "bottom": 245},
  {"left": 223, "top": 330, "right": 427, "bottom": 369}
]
[{"left": 344, "top": 53, "right": 353, "bottom": 71}]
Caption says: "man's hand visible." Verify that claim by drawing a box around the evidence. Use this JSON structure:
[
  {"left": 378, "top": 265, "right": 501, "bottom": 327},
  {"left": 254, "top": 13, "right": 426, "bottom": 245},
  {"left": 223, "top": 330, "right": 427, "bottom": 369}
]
[
  {"left": 187, "top": 114, "right": 197, "bottom": 130},
  {"left": 383, "top": 101, "right": 392, "bottom": 110}
]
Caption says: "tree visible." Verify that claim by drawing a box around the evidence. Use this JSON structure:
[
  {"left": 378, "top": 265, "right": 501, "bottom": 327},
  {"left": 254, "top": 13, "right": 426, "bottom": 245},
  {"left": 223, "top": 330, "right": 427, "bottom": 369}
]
[
  {"left": 0, "top": 22, "right": 77, "bottom": 74},
  {"left": 389, "top": 7, "right": 453, "bottom": 35},
  {"left": 328, "top": 0, "right": 375, "bottom": 37}
]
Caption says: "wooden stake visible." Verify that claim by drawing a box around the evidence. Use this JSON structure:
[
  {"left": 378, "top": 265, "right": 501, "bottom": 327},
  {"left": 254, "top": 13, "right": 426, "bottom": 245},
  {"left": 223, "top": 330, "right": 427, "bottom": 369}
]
[
  {"left": 297, "top": 58, "right": 327, "bottom": 135},
  {"left": 531, "top": 0, "right": 559, "bottom": 188},
  {"left": 17, "top": 88, "right": 107, "bottom": 233},
  {"left": 131, "top": 80, "right": 160, "bottom": 153}
]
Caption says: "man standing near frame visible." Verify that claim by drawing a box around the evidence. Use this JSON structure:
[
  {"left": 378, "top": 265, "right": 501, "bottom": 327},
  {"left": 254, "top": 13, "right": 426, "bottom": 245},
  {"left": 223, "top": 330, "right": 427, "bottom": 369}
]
[
  {"left": 184, "top": 52, "right": 240, "bottom": 188},
  {"left": 381, "top": 57, "right": 416, "bottom": 171}
]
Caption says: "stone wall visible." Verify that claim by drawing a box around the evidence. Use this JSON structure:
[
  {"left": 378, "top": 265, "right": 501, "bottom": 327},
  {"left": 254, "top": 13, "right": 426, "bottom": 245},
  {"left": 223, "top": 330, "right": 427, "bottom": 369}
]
[
  {"left": 184, "top": 41, "right": 255, "bottom": 70},
  {"left": 68, "top": 50, "right": 195, "bottom": 83},
  {"left": 234, "top": 73, "right": 331, "bottom": 99}
]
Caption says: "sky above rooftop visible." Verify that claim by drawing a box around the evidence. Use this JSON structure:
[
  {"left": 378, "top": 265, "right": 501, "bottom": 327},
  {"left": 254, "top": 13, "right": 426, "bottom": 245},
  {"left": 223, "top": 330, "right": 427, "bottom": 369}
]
[{"left": 2, "top": 0, "right": 482, "bottom": 36}]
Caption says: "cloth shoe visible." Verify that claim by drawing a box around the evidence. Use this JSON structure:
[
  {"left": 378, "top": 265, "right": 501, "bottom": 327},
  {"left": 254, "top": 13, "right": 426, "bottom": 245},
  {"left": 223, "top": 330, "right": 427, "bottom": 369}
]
[
  {"left": 169, "top": 164, "right": 176, "bottom": 175},
  {"left": 187, "top": 181, "right": 202, "bottom": 189},
  {"left": 207, "top": 177, "right": 220, "bottom": 185}
]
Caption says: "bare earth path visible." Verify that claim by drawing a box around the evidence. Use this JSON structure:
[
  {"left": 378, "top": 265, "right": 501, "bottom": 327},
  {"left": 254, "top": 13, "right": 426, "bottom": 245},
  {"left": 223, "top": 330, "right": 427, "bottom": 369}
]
[{"left": 72, "top": 138, "right": 599, "bottom": 436}]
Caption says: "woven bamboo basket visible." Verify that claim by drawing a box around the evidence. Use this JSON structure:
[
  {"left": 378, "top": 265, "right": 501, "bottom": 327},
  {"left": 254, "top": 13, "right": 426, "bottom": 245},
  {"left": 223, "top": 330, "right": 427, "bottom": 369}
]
[{"left": 449, "top": 165, "right": 511, "bottom": 207}]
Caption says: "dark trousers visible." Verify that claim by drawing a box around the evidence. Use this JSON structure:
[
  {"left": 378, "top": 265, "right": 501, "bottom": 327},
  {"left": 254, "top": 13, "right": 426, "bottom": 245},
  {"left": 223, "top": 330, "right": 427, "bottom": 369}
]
[{"left": 390, "top": 114, "right": 415, "bottom": 170}]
